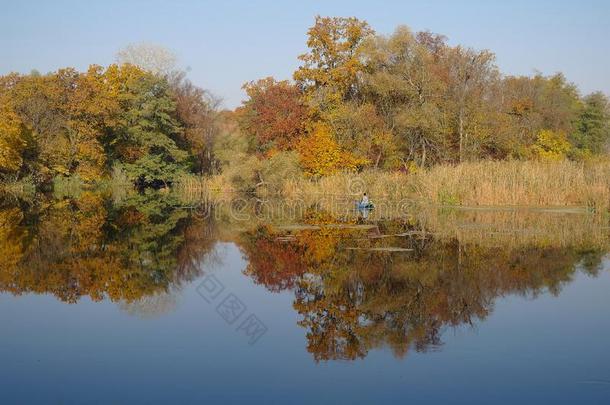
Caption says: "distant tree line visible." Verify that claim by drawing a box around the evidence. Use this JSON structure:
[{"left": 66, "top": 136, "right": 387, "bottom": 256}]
[
  {"left": 1, "top": 17, "right": 609, "bottom": 189},
  {"left": 231, "top": 16, "right": 609, "bottom": 178},
  {"left": 0, "top": 51, "right": 217, "bottom": 187}
]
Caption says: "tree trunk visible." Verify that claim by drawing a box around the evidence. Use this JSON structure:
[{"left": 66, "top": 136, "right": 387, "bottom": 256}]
[{"left": 421, "top": 140, "right": 427, "bottom": 167}]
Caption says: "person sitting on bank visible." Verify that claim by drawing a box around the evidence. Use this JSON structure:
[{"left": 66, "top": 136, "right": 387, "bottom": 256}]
[{"left": 361, "top": 193, "right": 369, "bottom": 206}]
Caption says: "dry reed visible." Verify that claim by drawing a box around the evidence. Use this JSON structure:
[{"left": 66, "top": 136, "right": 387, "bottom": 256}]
[{"left": 285, "top": 160, "right": 610, "bottom": 211}]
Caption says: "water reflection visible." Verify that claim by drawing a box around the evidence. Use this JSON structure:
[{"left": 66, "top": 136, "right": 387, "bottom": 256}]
[
  {"left": 0, "top": 191, "right": 216, "bottom": 303},
  {"left": 0, "top": 191, "right": 608, "bottom": 362},
  {"left": 239, "top": 221, "right": 607, "bottom": 361}
]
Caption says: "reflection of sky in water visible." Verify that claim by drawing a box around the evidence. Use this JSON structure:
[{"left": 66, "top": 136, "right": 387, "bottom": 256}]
[{"left": 1, "top": 243, "right": 609, "bottom": 404}]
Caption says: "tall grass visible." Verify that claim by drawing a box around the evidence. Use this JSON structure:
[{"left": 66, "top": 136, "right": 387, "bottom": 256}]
[
  {"left": 285, "top": 160, "right": 610, "bottom": 212},
  {"left": 174, "top": 173, "right": 239, "bottom": 204},
  {"left": 414, "top": 160, "right": 609, "bottom": 209}
]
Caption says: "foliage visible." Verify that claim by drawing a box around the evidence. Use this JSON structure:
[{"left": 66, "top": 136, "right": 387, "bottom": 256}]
[
  {"left": 0, "top": 86, "right": 27, "bottom": 173},
  {"left": 0, "top": 190, "right": 214, "bottom": 303},
  {"left": 237, "top": 77, "right": 307, "bottom": 154},
  {"left": 103, "top": 64, "right": 188, "bottom": 185},
  {"left": 294, "top": 15, "right": 373, "bottom": 123},
  {"left": 297, "top": 123, "right": 368, "bottom": 176},
  {"left": 530, "top": 129, "right": 572, "bottom": 161},
  {"left": 170, "top": 72, "right": 220, "bottom": 173},
  {"left": 212, "top": 17, "right": 598, "bottom": 181},
  {"left": 1, "top": 67, "right": 116, "bottom": 182},
  {"left": 571, "top": 92, "right": 610, "bottom": 156},
  {"left": 0, "top": 61, "right": 216, "bottom": 188},
  {"left": 211, "top": 117, "right": 303, "bottom": 193},
  {"left": 1, "top": 17, "right": 609, "bottom": 195},
  {"left": 259, "top": 151, "right": 302, "bottom": 194}
]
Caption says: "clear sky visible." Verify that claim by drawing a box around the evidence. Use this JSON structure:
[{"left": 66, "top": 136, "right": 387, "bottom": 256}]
[{"left": 1, "top": 0, "right": 609, "bottom": 108}]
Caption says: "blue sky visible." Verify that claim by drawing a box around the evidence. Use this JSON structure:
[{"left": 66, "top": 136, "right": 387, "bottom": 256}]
[{"left": 1, "top": 0, "right": 609, "bottom": 108}]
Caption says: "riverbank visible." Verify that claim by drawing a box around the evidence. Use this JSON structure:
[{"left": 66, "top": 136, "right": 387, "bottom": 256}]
[{"left": 176, "top": 160, "right": 610, "bottom": 212}]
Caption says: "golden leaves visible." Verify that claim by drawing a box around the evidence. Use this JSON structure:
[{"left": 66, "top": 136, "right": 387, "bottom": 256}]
[
  {"left": 0, "top": 98, "right": 26, "bottom": 173},
  {"left": 296, "top": 123, "right": 369, "bottom": 177},
  {"left": 530, "top": 130, "right": 572, "bottom": 161}
]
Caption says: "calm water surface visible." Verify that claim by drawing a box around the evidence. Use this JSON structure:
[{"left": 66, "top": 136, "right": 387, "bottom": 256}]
[{"left": 1, "top": 191, "right": 609, "bottom": 404}]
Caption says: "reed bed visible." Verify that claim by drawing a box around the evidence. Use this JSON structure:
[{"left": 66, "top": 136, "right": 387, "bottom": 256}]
[
  {"left": 174, "top": 174, "right": 236, "bottom": 203},
  {"left": 414, "top": 160, "right": 610, "bottom": 209},
  {"left": 285, "top": 160, "right": 610, "bottom": 211}
]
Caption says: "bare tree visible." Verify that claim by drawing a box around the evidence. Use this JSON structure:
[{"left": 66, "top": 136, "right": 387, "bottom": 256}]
[{"left": 116, "top": 42, "right": 178, "bottom": 76}]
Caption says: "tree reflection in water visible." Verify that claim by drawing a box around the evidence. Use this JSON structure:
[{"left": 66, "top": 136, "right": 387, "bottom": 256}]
[
  {"left": 0, "top": 190, "right": 217, "bottom": 305},
  {"left": 239, "top": 217, "right": 607, "bottom": 361},
  {"left": 0, "top": 194, "right": 607, "bottom": 361}
]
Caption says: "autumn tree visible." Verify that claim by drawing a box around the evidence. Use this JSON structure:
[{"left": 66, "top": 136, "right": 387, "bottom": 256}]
[
  {"left": 529, "top": 129, "right": 572, "bottom": 160},
  {"left": 297, "top": 122, "right": 368, "bottom": 176},
  {"left": 359, "top": 26, "right": 450, "bottom": 167},
  {"left": 170, "top": 72, "right": 221, "bottom": 173},
  {"left": 0, "top": 79, "right": 27, "bottom": 174},
  {"left": 116, "top": 44, "right": 222, "bottom": 174},
  {"left": 442, "top": 46, "right": 500, "bottom": 162},
  {"left": 50, "top": 66, "right": 117, "bottom": 180},
  {"left": 0, "top": 41, "right": 223, "bottom": 188},
  {"left": 2, "top": 67, "right": 117, "bottom": 182},
  {"left": 329, "top": 102, "right": 400, "bottom": 169},
  {"left": 294, "top": 16, "right": 373, "bottom": 117},
  {"left": 2, "top": 16, "right": 610, "bottom": 192},
  {"left": 237, "top": 77, "right": 307, "bottom": 154},
  {"left": 213, "top": 111, "right": 303, "bottom": 192},
  {"left": 498, "top": 73, "right": 582, "bottom": 158}
]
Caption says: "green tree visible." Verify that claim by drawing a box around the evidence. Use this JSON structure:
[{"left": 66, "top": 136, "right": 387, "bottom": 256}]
[
  {"left": 105, "top": 64, "right": 188, "bottom": 186},
  {"left": 571, "top": 92, "right": 610, "bottom": 156}
]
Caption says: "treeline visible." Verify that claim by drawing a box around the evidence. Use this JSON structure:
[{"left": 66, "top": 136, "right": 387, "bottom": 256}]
[
  {"left": 228, "top": 16, "right": 610, "bottom": 180},
  {"left": 0, "top": 60, "right": 217, "bottom": 187},
  {"left": 1, "top": 16, "right": 609, "bottom": 191}
]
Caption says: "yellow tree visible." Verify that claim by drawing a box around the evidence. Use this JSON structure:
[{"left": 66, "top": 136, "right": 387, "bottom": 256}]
[
  {"left": 0, "top": 92, "right": 26, "bottom": 173},
  {"left": 51, "top": 66, "right": 118, "bottom": 180},
  {"left": 75, "top": 66, "right": 120, "bottom": 179},
  {"left": 297, "top": 123, "right": 368, "bottom": 176},
  {"left": 5, "top": 67, "right": 118, "bottom": 181},
  {"left": 294, "top": 16, "right": 373, "bottom": 118},
  {"left": 529, "top": 129, "right": 572, "bottom": 161}
]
